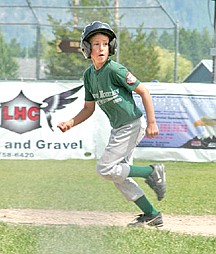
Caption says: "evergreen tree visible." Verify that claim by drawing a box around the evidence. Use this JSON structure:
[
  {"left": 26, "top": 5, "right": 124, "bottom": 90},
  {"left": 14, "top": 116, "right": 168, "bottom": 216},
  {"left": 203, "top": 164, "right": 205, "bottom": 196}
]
[
  {"left": 159, "top": 27, "right": 212, "bottom": 67},
  {"left": 158, "top": 31, "right": 174, "bottom": 51},
  {"left": 184, "top": 28, "right": 202, "bottom": 66},
  {"left": 120, "top": 27, "right": 160, "bottom": 81},
  {"left": 146, "top": 30, "right": 159, "bottom": 47},
  {"left": 44, "top": 16, "right": 87, "bottom": 80},
  {"left": 0, "top": 32, "right": 18, "bottom": 79},
  {"left": 9, "top": 38, "right": 22, "bottom": 57},
  {"left": 44, "top": 0, "right": 115, "bottom": 80},
  {"left": 200, "top": 28, "right": 213, "bottom": 59}
]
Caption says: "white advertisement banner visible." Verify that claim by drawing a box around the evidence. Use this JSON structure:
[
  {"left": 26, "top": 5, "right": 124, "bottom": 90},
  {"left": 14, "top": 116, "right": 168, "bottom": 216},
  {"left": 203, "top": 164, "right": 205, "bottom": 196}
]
[
  {"left": 0, "top": 81, "right": 97, "bottom": 160},
  {"left": 0, "top": 81, "right": 215, "bottom": 162}
]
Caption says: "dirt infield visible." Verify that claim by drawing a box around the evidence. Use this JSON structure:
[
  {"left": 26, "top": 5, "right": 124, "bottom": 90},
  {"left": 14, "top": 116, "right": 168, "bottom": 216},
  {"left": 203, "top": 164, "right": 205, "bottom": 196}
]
[{"left": 0, "top": 209, "right": 215, "bottom": 237}]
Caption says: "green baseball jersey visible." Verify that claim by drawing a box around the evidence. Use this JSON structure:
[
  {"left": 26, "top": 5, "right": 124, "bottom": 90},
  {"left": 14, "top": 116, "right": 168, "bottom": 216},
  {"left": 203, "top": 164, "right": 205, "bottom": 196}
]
[{"left": 84, "top": 58, "right": 143, "bottom": 128}]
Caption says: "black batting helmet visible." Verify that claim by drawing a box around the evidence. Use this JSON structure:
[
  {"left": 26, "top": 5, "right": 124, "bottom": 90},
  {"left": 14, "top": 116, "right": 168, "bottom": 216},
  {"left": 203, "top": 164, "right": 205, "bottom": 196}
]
[{"left": 80, "top": 21, "right": 117, "bottom": 59}]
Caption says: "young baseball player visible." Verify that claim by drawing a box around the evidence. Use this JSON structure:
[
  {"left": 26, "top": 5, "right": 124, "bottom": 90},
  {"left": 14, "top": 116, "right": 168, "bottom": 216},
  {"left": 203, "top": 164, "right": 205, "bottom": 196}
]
[{"left": 58, "top": 21, "right": 166, "bottom": 227}]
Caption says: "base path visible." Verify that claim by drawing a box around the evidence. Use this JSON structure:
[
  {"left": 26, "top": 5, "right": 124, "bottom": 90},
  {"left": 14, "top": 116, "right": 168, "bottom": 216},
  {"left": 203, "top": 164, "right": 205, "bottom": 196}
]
[{"left": 0, "top": 209, "right": 215, "bottom": 237}]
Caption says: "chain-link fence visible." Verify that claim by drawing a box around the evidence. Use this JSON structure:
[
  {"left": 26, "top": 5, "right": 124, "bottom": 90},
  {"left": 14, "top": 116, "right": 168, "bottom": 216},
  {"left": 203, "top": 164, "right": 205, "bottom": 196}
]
[{"left": 0, "top": 0, "right": 178, "bottom": 81}]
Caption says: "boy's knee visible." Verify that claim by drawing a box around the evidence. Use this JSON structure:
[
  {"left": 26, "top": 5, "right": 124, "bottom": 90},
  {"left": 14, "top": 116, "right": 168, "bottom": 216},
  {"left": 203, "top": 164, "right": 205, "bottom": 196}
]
[
  {"left": 96, "top": 162, "right": 111, "bottom": 180},
  {"left": 96, "top": 162, "right": 130, "bottom": 183}
]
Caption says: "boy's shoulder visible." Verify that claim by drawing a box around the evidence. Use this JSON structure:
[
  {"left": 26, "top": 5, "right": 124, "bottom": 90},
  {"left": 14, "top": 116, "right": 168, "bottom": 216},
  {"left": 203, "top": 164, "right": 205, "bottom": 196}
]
[
  {"left": 109, "top": 59, "right": 124, "bottom": 68},
  {"left": 108, "top": 59, "right": 127, "bottom": 72}
]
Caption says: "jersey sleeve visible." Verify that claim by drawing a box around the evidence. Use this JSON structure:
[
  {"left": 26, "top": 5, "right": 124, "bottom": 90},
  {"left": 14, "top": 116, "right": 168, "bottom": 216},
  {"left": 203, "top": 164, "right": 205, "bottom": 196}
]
[
  {"left": 112, "top": 65, "right": 140, "bottom": 91},
  {"left": 84, "top": 70, "right": 94, "bottom": 101}
]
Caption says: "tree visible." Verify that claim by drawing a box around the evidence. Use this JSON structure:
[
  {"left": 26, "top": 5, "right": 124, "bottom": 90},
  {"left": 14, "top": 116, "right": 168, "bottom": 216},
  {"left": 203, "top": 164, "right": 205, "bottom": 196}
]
[
  {"left": 43, "top": 0, "right": 115, "bottom": 80},
  {"left": 43, "top": 15, "right": 88, "bottom": 80},
  {"left": 0, "top": 32, "right": 18, "bottom": 79},
  {"left": 76, "top": 0, "right": 116, "bottom": 27},
  {"left": 200, "top": 28, "right": 213, "bottom": 60},
  {"left": 146, "top": 30, "right": 159, "bottom": 47},
  {"left": 120, "top": 27, "right": 160, "bottom": 81},
  {"left": 158, "top": 31, "right": 174, "bottom": 51},
  {"left": 181, "top": 28, "right": 203, "bottom": 66},
  {"left": 9, "top": 38, "right": 22, "bottom": 57},
  {"left": 159, "top": 27, "right": 212, "bottom": 67},
  {"left": 155, "top": 46, "right": 193, "bottom": 82}
]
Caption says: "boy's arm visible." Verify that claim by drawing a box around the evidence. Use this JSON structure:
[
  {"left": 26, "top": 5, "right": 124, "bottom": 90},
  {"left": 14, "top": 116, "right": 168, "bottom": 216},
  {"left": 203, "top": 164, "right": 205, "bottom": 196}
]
[
  {"left": 57, "top": 100, "right": 95, "bottom": 132},
  {"left": 134, "top": 83, "right": 159, "bottom": 138}
]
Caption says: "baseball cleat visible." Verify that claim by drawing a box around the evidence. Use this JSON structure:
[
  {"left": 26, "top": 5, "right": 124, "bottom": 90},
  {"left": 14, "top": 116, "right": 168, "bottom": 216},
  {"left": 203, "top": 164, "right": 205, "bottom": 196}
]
[
  {"left": 145, "top": 164, "right": 166, "bottom": 201},
  {"left": 128, "top": 212, "right": 163, "bottom": 227}
]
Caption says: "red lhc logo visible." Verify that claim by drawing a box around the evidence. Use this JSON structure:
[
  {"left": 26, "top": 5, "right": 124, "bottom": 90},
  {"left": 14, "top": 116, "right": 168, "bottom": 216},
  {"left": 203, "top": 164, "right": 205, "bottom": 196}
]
[
  {"left": 3, "top": 105, "right": 40, "bottom": 121},
  {"left": 1, "top": 91, "right": 41, "bottom": 134},
  {"left": 0, "top": 86, "right": 83, "bottom": 134}
]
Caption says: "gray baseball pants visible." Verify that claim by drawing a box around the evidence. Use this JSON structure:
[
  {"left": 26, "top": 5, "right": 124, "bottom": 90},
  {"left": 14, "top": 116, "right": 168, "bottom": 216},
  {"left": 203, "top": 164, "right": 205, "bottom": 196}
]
[{"left": 96, "top": 116, "right": 146, "bottom": 201}]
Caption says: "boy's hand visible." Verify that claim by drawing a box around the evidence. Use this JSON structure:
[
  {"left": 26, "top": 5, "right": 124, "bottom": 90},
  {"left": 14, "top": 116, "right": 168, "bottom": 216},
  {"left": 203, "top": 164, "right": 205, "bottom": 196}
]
[
  {"left": 145, "top": 122, "right": 159, "bottom": 138},
  {"left": 57, "top": 122, "right": 71, "bottom": 132}
]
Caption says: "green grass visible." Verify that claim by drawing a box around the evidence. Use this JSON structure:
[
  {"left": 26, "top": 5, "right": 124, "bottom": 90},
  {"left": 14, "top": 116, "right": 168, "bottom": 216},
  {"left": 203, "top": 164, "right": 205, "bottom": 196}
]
[
  {"left": 0, "top": 160, "right": 215, "bottom": 215},
  {"left": 0, "top": 159, "right": 215, "bottom": 254},
  {"left": 0, "top": 223, "right": 215, "bottom": 254}
]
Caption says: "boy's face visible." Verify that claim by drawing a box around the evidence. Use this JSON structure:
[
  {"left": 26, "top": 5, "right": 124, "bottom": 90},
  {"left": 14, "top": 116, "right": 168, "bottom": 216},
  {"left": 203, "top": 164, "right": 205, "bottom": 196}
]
[{"left": 90, "top": 33, "right": 109, "bottom": 69}]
